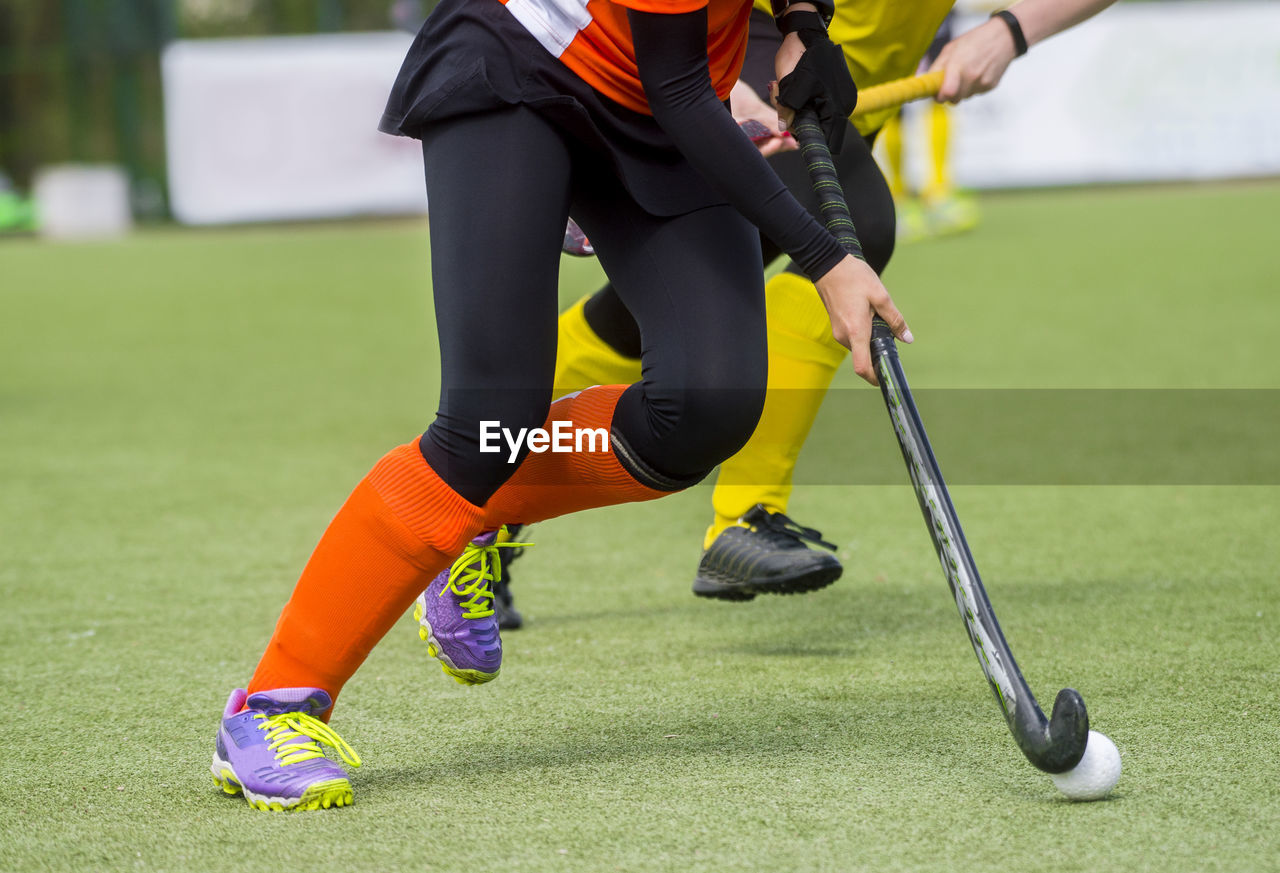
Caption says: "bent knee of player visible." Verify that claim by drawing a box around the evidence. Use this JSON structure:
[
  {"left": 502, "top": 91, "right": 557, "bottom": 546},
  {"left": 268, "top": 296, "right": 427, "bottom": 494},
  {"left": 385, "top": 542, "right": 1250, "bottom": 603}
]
[{"left": 644, "top": 382, "right": 767, "bottom": 476}]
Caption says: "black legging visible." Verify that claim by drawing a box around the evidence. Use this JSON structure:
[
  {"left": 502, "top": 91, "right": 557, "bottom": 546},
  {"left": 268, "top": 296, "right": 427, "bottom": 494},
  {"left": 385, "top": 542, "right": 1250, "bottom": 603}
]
[
  {"left": 583, "top": 6, "right": 896, "bottom": 359},
  {"left": 418, "top": 105, "right": 767, "bottom": 506},
  {"left": 585, "top": 125, "right": 896, "bottom": 357}
]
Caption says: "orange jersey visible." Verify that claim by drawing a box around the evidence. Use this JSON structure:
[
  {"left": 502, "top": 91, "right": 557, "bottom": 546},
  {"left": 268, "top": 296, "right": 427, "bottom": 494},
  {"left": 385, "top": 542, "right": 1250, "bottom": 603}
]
[{"left": 499, "top": 0, "right": 752, "bottom": 114}]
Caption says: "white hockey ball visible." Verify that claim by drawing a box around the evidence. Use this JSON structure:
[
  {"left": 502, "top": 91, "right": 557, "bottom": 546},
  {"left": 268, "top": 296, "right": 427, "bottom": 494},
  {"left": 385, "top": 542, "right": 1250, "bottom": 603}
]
[{"left": 1050, "top": 730, "right": 1121, "bottom": 801}]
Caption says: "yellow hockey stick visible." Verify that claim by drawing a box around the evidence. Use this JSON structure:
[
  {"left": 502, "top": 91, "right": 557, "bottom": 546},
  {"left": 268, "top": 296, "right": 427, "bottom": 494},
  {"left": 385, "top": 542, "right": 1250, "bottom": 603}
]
[{"left": 851, "top": 70, "right": 945, "bottom": 118}]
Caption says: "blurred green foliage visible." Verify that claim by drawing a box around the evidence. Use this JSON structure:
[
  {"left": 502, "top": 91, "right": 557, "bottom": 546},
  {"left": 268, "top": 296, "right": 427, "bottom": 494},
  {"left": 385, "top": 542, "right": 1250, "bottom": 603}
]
[{"left": 0, "top": 0, "right": 426, "bottom": 216}]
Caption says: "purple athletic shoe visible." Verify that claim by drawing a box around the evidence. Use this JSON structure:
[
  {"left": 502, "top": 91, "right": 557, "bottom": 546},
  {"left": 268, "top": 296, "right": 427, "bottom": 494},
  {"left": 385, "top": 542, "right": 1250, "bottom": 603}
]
[
  {"left": 414, "top": 530, "right": 511, "bottom": 685},
  {"left": 211, "top": 687, "right": 361, "bottom": 812}
]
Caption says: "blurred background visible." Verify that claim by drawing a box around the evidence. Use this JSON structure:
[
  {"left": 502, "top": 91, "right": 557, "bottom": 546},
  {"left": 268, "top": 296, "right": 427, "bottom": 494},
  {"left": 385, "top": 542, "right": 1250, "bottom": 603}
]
[
  {"left": 3, "top": 8, "right": 1278, "bottom": 869},
  {"left": 0, "top": 0, "right": 429, "bottom": 233},
  {"left": 1, "top": 0, "right": 1278, "bottom": 236}
]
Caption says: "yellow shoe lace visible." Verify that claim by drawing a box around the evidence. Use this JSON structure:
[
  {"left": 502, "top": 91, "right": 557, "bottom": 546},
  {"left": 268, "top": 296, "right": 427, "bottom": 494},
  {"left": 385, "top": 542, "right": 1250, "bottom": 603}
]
[
  {"left": 439, "top": 527, "right": 533, "bottom": 620},
  {"left": 254, "top": 711, "right": 362, "bottom": 768}
]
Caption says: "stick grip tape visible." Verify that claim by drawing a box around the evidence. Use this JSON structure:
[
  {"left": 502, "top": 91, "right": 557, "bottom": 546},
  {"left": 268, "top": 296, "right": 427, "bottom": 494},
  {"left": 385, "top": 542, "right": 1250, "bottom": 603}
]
[
  {"left": 851, "top": 70, "right": 945, "bottom": 118},
  {"left": 792, "top": 108, "right": 863, "bottom": 260}
]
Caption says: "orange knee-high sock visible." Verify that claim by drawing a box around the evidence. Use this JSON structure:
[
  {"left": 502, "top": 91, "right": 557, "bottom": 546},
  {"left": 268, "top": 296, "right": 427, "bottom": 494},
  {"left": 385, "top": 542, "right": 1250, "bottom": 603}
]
[
  {"left": 248, "top": 443, "right": 485, "bottom": 704},
  {"left": 482, "top": 384, "right": 670, "bottom": 528}
]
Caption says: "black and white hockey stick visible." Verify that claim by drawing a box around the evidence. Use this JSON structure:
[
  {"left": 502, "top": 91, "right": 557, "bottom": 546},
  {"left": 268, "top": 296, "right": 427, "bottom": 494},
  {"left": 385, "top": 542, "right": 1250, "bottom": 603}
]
[{"left": 792, "top": 108, "right": 1089, "bottom": 774}]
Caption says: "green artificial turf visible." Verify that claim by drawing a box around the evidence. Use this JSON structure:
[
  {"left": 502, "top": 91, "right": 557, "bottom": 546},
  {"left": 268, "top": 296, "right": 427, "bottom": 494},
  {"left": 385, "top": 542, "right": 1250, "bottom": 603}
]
[{"left": 2, "top": 182, "right": 1279, "bottom": 873}]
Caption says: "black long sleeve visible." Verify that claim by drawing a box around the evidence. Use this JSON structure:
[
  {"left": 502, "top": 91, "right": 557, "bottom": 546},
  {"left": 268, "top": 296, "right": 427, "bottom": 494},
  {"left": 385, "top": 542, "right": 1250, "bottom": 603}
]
[{"left": 627, "top": 7, "right": 848, "bottom": 281}]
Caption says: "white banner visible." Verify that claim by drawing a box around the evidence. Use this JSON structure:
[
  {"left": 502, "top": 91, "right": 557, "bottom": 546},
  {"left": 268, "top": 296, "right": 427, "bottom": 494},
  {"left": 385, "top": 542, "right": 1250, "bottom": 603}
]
[
  {"left": 950, "top": 1, "right": 1280, "bottom": 187},
  {"left": 163, "top": 3, "right": 1280, "bottom": 224},
  {"left": 163, "top": 32, "right": 422, "bottom": 225}
]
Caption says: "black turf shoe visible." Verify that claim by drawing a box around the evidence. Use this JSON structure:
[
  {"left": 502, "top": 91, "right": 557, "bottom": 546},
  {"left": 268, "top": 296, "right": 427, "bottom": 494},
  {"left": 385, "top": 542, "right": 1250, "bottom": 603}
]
[
  {"left": 492, "top": 524, "right": 526, "bottom": 630},
  {"left": 692, "top": 505, "right": 843, "bottom": 601}
]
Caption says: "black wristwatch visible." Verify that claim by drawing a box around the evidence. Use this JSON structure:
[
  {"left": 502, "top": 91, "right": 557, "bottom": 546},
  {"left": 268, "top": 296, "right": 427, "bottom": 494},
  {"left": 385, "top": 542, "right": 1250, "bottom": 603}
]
[
  {"left": 991, "top": 9, "right": 1029, "bottom": 57},
  {"left": 771, "top": 0, "right": 835, "bottom": 29}
]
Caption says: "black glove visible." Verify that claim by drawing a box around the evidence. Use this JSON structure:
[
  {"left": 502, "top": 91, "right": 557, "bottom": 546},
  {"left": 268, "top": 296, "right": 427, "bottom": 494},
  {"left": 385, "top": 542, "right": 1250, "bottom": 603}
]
[{"left": 775, "top": 12, "right": 858, "bottom": 153}]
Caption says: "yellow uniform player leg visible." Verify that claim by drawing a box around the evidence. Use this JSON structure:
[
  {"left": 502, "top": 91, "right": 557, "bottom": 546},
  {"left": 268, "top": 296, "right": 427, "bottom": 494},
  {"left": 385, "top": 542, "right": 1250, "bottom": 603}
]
[
  {"left": 706, "top": 271, "right": 847, "bottom": 548},
  {"left": 925, "top": 100, "right": 952, "bottom": 201},
  {"left": 553, "top": 295, "right": 642, "bottom": 399},
  {"left": 922, "top": 101, "right": 980, "bottom": 237},
  {"left": 881, "top": 110, "right": 907, "bottom": 199},
  {"left": 882, "top": 109, "right": 928, "bottom": 243}
]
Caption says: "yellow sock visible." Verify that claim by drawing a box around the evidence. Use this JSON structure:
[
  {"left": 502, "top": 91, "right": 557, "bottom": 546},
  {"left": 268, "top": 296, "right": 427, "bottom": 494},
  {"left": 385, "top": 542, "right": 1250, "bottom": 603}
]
[
  {"left": 882, "top": 111, "right": 907, "bottom": 199},
  {"left": 705, "top": 272, "right": 847, "bottom": 548},
  {"left": 553, "top": 296, "right": 642, "bottom": 399},
  {"left": 924, "top": 101, "right": 952, "bottom": 201}
]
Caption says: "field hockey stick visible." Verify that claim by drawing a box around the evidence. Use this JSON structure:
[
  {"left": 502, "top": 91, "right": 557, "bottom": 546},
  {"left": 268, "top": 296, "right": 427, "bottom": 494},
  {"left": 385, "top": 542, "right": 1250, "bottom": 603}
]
[
  {"left": 792, "top": 107, "right": 1090, "bottom": 774},
  {"left": 850, "top": 70, "right": 945, "bottom": 118}
]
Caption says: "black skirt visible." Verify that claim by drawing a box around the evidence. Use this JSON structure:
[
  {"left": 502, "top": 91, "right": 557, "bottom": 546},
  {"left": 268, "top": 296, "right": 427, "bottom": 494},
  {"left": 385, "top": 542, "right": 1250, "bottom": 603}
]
[{"left": 378, "top": 0, "right": 729, "bottom": 217}]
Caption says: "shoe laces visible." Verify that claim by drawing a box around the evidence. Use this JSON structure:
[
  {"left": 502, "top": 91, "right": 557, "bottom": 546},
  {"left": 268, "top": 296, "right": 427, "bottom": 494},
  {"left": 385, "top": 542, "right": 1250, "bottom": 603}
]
[
  {"left": 495, "top": 524, "right": 529, "bottom": 562},
  {"left": 745, "top": 506, "right": 837, "bottom": 551},
  {"left": 441, "top": 528, "right": 532, "bottom": 620},
  {"left": 254, "top": 711, "right": 362, "bottom": 768}
]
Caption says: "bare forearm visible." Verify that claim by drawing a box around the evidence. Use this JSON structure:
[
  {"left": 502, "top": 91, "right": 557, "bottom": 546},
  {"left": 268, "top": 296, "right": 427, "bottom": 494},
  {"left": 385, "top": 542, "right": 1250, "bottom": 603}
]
[
  {"left": 931, "top": 0, "right": 1117, "bottom": 102},
  {"left": 630, "top": 8, "right": 844, "bottom": 279},
  {"left": 1007, "top": 0, "right": 1117, "bottom": 48}
]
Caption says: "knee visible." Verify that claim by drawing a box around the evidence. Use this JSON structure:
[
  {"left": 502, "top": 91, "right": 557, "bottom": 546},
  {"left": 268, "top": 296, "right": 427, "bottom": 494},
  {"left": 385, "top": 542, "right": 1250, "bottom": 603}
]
[
  {"left": 696, "top": 385, "right": 767, "bottom": 463},
  {"left": 642, "top": 379, "right": 767, "bottom": 476}
]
